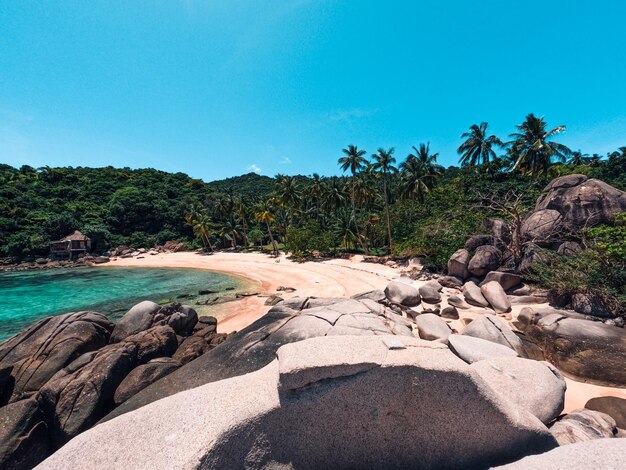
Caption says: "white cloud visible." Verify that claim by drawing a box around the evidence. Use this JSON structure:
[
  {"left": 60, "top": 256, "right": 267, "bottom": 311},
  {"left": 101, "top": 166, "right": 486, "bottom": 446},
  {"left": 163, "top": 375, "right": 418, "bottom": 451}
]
[
  {"left": 247, "top": 163, "right": 261, "bottom": 174},
  {"left": 328, "top": 108, "right": 377, "bottom": 123},
  {"left": 278, "top": 156, "right": 292, "bottom": 165}
]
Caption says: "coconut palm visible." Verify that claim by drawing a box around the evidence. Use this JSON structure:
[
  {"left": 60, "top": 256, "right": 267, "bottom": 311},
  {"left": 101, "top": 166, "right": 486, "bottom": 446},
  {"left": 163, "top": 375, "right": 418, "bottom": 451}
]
[
  {"left": 185, "top": 209, "right": 214, "bottom": 251},
  {"left": 371, "top": 147, "right": 398, "bottom": 254},
  {"left": 457, "top": 122, "right": 503, "bottom": 166},
  {"left": 254, "top": 204, "right": 278, "bottom": 255},
  {"left": 218, "top": 217, "right": 243, "bottom": 249},
  {"left": 307, "top": 173, "right": 324, "bottom": 222},
  {"left": 321, "top": 177, "right": 347, "bottom": 211},
  {"left": 338, "top": 145, "right": 368, "bottom": 253},
  {"left": 232, "top": 196, "right": 250, "bottom": 248},
  {"left": 401, "top": 143, "right": 442, "bottom": 199},
  {"left": 568, "top": 150, "right": 589, "bottom": 166},
  {"left": 275, "top": 174, "right": 302, "bottom": 211},
  {"left": 508, "top": 114, "right": 572, "bottom": 176}
]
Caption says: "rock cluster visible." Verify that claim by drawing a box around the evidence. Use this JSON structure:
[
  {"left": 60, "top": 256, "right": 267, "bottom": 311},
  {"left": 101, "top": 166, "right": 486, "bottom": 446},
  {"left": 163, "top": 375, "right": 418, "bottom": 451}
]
[
  {"left": 0, "top": 302, "right": 223, "bottom": 468},
  {"left": 3, "top": 272, "right": 625, "bottom": 468},
  {"left": 38, "top": 335, "right": 561, "bottom": 469},
  {"left": 446, "top": 175, "right": 626, "bottom": 319}
]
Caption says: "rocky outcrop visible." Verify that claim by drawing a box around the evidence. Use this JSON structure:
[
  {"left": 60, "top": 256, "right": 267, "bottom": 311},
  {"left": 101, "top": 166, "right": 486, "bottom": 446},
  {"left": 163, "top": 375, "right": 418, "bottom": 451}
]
[
  {"left": 418, "top": 283, "right": 442, "bottom": 304},
  {"left": 172, "top": 329, "right": 228, "bottom": 365},
  {"left": 111, "top": 301, "right": 198, "bottom": 342},
  {"left": 0, "top": 398, "right": 50, "bottom": 470},
  {"left": 38, "top": 325, "right": 177, "bottom": 446},
  {"left": 534, "top": 174, "right": 626, "bottom": 230},
  {"left": 38, "top": 336, "right": 557, "bottom": 469},
  {"left": 521, "top": 209, "right": 562, "bottom": 242},
  {"left": 481, "top": 271, "right": 522, "bottom": 291},
  {"left": 102, "top": 296, "right": 417, "bottom": 424},
  {"left": 517, "top": 308, "right": 626, "bottom": 386},
  {"left": 549, "top": 409, "right": 617, "bottom": 445},
  {"left": 0, "top": 312, "right": 114, "bottom": 405}
]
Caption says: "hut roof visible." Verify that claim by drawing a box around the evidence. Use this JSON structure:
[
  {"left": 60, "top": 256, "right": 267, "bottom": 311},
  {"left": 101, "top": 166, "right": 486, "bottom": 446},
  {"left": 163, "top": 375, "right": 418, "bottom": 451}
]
[{"left": 61, "top": 230, "right": 90, "bottom": 241}]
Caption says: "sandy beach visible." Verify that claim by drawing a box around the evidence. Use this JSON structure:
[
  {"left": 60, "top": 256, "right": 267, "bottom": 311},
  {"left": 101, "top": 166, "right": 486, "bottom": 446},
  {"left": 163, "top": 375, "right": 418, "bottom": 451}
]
[{"left": 102, "top": 251, "right": 625, "bottom": 413}]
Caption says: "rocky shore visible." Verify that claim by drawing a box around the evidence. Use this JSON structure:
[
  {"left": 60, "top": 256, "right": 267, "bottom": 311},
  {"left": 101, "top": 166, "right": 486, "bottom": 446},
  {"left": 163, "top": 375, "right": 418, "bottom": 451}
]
[
  {"left": 1, "top": 174, "right": 625, "bottom": 469},
  {"left": 1, "top": 269, "right": 624, "bottom": 469}
]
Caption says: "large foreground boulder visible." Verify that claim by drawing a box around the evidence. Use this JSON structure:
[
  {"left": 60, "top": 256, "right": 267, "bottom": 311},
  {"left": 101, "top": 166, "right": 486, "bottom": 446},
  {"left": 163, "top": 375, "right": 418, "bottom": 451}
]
[
  {"left": 38, "top": 336, "right": 557, "bottom": 469},
  {"left": 518, "top": 308, "right": 626, "bottom": 386},
  {"left": 0, "top": 311, "right": 114, "bottom": 405},
  {"left": 38, "top": 325, "right": 177, "bottom": 446},
  {"left": 0, "top": 398, "right": 49, "bottom": 470},
  {"left": 493, "top": 438, "right": 626, "bottom": 469},
  {"left": 102, "top": 297, "right": 416, "bottom": 423}
]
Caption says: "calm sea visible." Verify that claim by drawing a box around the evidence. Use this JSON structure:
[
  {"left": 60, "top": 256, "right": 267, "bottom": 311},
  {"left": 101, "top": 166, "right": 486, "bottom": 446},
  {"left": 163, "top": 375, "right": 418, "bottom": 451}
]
[{"left": 0, "top": 267, "right": 241, "bottom": 342}]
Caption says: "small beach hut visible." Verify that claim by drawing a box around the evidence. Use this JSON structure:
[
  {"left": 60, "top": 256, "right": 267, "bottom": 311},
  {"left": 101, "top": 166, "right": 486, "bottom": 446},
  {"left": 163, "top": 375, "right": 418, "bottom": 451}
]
[{"left": 49, "top": 230, "right": 91, "bottom": 259}]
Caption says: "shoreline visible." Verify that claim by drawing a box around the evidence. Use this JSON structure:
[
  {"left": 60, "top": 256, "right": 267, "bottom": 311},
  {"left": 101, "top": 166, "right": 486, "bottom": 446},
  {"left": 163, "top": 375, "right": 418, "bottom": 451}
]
[
  {"left": 99, "top": 251, "right": 400, "bottom": 334},
  {"left": 10, "top": 250, "right": 624, "bottom": 414}
]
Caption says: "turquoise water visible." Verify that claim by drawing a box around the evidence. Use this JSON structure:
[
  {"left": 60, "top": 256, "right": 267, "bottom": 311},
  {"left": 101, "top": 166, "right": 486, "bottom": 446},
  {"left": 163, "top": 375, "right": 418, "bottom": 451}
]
[{"left": 0, "top": 267, "right": 241, "bottom": 342}]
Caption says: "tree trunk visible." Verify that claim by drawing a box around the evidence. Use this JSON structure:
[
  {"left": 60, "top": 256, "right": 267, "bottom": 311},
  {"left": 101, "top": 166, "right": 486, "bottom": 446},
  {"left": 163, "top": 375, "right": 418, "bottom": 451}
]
[
  {"left": 384, "top": 177, "right": 393, "bottom": 255},
  {"left": 351, "top": 183, "right": 369, "bottom": 255},
  {"left": 241, "top": 217, "right": 249, "bottom": 248},
  {"left": 266, "top": 220, "right": 278, "bottom": 255},
  {"left": 205, "top": 234, "right": 214, "bottom": 252}
]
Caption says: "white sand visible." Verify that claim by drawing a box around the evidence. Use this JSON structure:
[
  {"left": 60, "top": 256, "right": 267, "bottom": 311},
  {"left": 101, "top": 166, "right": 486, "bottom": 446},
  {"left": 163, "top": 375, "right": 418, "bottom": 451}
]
[{"left": 101, "top": 251, "right": 625, "bottom": 414}]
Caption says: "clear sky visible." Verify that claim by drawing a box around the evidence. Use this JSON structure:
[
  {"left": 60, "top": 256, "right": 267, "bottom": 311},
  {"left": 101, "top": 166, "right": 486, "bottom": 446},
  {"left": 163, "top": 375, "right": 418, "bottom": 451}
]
[{"left": 1, "top": 1, "right": 625, "bottom": 181}]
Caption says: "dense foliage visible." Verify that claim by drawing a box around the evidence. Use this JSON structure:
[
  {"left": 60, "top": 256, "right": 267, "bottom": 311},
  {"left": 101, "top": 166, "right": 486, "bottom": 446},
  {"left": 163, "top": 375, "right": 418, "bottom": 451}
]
[
  {"left": 530, "top": 213, "right": 626, "bottom": 313},
  {"left": 1, "top": 115, "right": 624, "bottom": 271}
]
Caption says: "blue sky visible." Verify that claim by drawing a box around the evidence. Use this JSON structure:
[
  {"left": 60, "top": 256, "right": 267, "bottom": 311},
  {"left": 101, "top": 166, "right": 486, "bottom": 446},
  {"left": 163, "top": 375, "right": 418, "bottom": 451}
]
[{"left": 1, "top": 1, "right": 625, "bottom": 181}]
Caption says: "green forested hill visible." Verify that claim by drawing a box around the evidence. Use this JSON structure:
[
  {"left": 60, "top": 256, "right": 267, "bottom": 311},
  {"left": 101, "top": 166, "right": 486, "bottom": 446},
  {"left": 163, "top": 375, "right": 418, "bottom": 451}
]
[
  {"left": 0, "top": 148, "right": 624, "bottom": 260},
  {"left": 0, "top": 165, "right": 214, "bottom": 256}
]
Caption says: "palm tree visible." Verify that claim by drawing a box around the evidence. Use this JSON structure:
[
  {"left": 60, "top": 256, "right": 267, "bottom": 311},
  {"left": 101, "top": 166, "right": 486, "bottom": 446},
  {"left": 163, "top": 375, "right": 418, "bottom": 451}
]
[
  {"left": 232, "top": 196, "right": 250, "bottom": 248},
  {"left": 219, "top": 217, "right": 243, "bottom": 249},
  {"left": 185, "top": 209, "right": 214, "bottom": 251},
  {"left": 338, "top": 145, "right": 368, "bottom": 253},
  {"left": 457, "top": 122, "right": 503, "bottom": 166},
  {"left": 508, "top": 114, "right": 572, "bottom": 176},
  {"left": 275, "top": 174, "right": 302, "bottom": 211},
  {"left": 321, "top": 177, "right": 347, "bottom": 212},
  {"left": 254, "top": 204, "right": 278, "bottom": 255},
  {"left": 371, "top": 147, "right": 397, "bottom": 254},
  {"left": 568, "top": 150, "right": 589, "bottom": 165},
  {"left": 307, "top": 173, "right": 324, "bottom": 222},
  {"left": 400, "top": 143, "right": 442, "bottom": 202}
]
